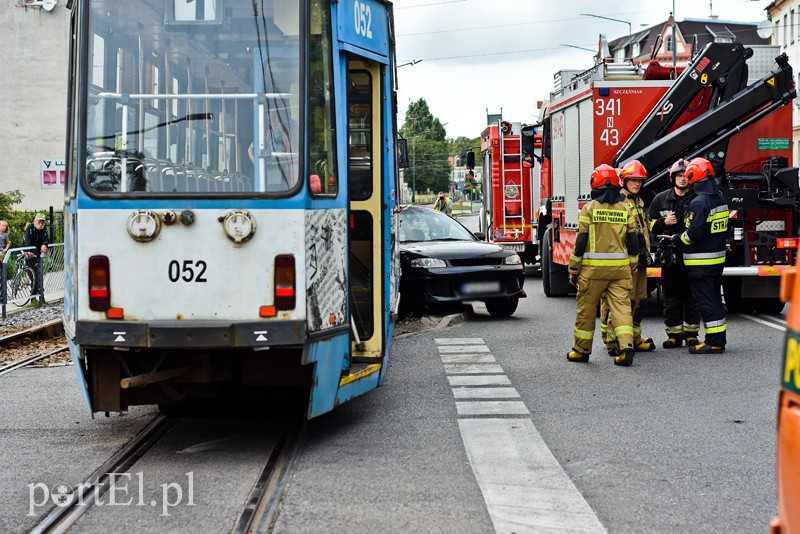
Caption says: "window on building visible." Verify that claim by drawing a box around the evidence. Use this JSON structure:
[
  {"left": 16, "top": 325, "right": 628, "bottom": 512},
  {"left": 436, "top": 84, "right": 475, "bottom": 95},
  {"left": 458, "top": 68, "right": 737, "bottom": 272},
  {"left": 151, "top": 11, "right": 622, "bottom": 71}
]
[
  {"left": 776, "top": 21, "right": 781, "bottom": 46},
  {"left": 632, "top": 42, "right": 640, "bottom": 57},
  {"left": 785, "top": 14, "right": 789, "bottom": 45},
  {"left": 666, "top": 36, "right": 673, "bottom": 52},
  {"left": 792, "top": 9, "right": 796, "bottom": 41}
]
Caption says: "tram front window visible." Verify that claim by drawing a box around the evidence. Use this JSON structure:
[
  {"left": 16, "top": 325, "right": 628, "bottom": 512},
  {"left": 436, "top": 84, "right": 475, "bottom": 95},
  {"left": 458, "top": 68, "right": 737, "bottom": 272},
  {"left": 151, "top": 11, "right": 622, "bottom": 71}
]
[{"left": 84, "top": 0, "right": 301, "bottom": 195}]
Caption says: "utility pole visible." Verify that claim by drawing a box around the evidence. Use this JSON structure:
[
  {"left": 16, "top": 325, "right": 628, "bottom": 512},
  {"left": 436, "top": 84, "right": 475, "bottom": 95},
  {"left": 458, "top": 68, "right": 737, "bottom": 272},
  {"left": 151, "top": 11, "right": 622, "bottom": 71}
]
[{"left": 411, "top": 140, "right": 416, "bottom": 204}]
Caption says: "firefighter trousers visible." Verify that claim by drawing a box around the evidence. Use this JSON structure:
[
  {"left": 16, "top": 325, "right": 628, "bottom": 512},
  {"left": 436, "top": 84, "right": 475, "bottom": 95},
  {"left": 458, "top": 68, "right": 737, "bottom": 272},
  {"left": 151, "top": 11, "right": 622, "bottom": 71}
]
[
  {"left": 661, "top": 264, "right": 700, "bottom": 340},
  {"left": 574, "top": 274, "right": 633, "bottom": 355},
  {"left": 601, "top": 267, "right": 647, "bottom": 346},
  {"left": 687, "top": 268, "right": 726, "bottom": 347}
]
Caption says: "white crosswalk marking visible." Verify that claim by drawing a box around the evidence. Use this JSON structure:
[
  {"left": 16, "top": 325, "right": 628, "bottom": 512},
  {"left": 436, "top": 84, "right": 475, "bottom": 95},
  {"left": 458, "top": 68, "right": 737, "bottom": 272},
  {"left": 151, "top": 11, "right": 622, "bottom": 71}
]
[
  {"left": 436, "top": 338, "right": 486, "bottom": 345},
  {"left": 440, "top": 353, "right": 497, "bottom": 364},
  {"left": 452, "top": 387, "right": 520, "bottom": 399},
  {"left": 444, "top": 363, "right": 505, "bottom": 374},
  {"left": 456, "top": 401, "right": 530, "bottom": 416},
  {"left": 438, "top": 344, "right": 491, "bottom": 353},
  {"left": 459, "top": 418, "right": 607, "bottom": 534},
  {"left": 448, "top": 375, "right": 511, "bottom": 386},
  {"left": 437, "top": 337, "right": 606, "bottom": 533}
]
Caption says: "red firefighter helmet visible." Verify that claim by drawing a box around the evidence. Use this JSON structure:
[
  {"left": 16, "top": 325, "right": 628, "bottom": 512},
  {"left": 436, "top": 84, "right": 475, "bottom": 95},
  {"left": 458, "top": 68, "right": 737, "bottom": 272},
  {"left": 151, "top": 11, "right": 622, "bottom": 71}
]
[
  {"left": 620, "top": 160, "right": 647, "bottom": 180},
  {"left": 684, "top": 157, "right": 715, "bottom": 184},
  {"left": 591, "top": 164, "right": 621, "bottom": 190}
]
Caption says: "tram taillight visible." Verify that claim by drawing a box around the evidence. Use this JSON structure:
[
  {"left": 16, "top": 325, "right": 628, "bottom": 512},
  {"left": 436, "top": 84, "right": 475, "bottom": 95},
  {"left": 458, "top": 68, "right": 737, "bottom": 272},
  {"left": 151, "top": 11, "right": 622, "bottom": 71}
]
[
  {"left": 88, "top": 255, "right": 111, "bottom": 311},
  {"left": 274, "top": 255, "right": 296, "bottom": 310}
]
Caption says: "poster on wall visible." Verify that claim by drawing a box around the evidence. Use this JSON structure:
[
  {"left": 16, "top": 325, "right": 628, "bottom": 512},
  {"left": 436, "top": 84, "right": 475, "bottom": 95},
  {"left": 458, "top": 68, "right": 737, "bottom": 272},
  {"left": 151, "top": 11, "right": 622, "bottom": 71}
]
[{"left": 41, "top": 159, "right": 65, "bottom": 189}]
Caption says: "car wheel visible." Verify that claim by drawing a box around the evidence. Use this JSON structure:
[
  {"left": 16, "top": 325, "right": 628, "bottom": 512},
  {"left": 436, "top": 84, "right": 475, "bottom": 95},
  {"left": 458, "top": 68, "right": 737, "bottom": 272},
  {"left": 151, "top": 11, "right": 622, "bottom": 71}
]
[
  {"left": 485, "top": 297, "right": 519, "bottom": 317},
  {"left": 753, "top": 298, "right": 785, "bottom": 314}
]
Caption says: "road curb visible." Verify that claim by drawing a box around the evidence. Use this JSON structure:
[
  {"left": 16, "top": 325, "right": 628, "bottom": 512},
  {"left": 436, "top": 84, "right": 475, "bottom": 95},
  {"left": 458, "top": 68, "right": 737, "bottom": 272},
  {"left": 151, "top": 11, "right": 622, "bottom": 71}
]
[{"left": 436, "top": 312, "right": 466, "bottom": 330}]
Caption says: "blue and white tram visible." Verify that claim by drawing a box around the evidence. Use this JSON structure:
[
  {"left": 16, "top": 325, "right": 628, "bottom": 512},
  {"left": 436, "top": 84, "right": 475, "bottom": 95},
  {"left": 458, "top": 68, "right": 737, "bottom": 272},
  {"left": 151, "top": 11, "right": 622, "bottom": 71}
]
[{"left": 63, "top": 0, "right": 401, "bottom": 418}]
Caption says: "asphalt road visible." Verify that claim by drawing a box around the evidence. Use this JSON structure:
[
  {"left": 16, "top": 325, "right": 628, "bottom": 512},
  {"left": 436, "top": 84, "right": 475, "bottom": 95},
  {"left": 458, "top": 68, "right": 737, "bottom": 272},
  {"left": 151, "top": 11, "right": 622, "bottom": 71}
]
[
  {"left": 0, "top": 276, "right": 784, "bottom": 533},
  {"left": 276, "top": 267, "right": 784, "bottom": 533}
]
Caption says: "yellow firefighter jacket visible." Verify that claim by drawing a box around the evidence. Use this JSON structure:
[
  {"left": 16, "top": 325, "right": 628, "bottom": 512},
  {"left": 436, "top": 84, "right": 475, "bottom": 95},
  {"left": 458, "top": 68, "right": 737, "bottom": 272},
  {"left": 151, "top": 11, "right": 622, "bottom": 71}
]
[
  {"left": 621, "top": 188, "right": 651, "bottom": 251},
  {"left": 569, "top": 198, "right": 638, "bottom": 280}
]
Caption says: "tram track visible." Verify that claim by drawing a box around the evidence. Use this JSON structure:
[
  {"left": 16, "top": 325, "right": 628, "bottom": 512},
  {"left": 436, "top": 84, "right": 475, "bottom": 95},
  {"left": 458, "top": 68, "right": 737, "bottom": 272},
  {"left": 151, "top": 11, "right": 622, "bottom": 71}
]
[
  {"left": 0, "top": 319, "right": 68, "bottom": 376},
  {"left": 27, "top": 412, "right": 306, "bottom": 533},
  {"left": 0, "top": 345, "right": 68, "bottom": 377},
  {"left": 0, "top": 318, "right": 63, "bottom": 350},
  {"left": 30, "top": 414, "right": 181, "bottom": 534},
  {"left": 232, "top": 421, "right": 307, "bottom": 533}
]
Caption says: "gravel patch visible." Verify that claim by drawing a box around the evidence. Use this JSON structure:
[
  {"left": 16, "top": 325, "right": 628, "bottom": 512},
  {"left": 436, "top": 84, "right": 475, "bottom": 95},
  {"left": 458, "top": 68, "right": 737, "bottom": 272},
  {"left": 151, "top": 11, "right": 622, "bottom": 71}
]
[{"left": 0, "top": 300, "right": 62, "bottom": 337}]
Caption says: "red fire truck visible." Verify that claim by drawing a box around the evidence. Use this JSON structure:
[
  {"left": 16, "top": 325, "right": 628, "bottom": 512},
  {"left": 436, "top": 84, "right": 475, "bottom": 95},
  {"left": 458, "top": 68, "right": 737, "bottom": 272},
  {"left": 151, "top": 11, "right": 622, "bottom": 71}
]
[
  {"left": 478, "top": 120, "right": 541, "bottom": 265},
  {"left": 538, "top": 42, "right": 798, "bottom": 313}
]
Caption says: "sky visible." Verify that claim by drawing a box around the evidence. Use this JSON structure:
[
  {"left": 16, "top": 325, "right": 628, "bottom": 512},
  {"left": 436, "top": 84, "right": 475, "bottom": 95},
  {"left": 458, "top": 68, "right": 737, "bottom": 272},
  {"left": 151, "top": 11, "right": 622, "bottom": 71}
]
[{"left": 392, "top": 0, "right": 771, "bottom": 139}]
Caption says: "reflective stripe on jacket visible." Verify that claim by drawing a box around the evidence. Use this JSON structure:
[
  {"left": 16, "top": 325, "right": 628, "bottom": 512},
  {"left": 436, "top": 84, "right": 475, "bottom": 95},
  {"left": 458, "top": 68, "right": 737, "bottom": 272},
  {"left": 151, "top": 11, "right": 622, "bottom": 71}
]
[
  {"left": 679, "top": 182, "right": 728, "bottom": 270},
  {"left": 569, "top": 199, "right": 637, "bottom": 280}
]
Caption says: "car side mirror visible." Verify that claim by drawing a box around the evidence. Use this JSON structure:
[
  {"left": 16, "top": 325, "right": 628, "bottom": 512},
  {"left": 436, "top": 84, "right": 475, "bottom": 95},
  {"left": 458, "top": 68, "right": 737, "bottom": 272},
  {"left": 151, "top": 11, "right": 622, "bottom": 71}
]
[{"left": 473, "top": 231, "right": 486, "bottom": 240}]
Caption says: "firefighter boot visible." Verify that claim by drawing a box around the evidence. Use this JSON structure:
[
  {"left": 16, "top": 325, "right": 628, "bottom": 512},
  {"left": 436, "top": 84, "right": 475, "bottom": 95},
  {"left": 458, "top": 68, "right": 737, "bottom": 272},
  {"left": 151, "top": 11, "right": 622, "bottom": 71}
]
[
  {"left": 614, "top": 349, "right": 635, "bottom": 367},
  {"left": 635, "top": 337, "right": 656, "bottom": 352},
  {"left": 567, "top": 350, "right": 590, "bottom": 363},
  {"left": 662, "top": 336, "right": 683, "bottom": 349},
  {"left": 685, "top": 336, "right": 700, "bottom": 347},
  {"left": 688, "top": 343, "right": 725, "bottom": 354}
]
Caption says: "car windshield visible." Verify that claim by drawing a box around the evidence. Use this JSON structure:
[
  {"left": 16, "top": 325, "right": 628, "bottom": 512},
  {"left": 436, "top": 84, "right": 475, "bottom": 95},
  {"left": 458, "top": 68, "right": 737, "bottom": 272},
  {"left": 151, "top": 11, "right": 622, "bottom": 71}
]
[{"left": 398, "top": 208, "right": 476, "bottom": 242}]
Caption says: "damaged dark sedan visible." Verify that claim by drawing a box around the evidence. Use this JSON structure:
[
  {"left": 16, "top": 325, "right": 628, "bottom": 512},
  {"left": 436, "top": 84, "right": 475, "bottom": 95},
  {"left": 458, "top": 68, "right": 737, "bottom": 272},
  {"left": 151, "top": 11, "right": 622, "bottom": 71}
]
[{"left": 398, "top": 206, "right": 525, "bottom": 317}]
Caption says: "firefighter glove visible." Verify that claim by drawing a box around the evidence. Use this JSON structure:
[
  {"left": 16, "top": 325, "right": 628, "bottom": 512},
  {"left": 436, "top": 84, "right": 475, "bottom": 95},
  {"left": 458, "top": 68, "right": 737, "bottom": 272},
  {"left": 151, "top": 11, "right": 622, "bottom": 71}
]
[{"left": 569, "top": 273, "right": 578, "bottom": 286}]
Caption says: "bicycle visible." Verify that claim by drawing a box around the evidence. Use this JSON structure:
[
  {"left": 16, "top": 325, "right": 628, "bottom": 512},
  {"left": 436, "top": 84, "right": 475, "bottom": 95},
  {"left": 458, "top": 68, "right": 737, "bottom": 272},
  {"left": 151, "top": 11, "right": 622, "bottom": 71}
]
[{"left": 8, "top": 251, "right": 36, "bottom": 307}]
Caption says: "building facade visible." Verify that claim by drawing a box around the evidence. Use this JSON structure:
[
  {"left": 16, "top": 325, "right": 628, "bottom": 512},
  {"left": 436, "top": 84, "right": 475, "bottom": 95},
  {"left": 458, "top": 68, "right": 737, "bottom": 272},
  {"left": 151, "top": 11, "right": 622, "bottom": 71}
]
[
  {"left": 767, "top": 1, "right": 800, "bottom": 165},
  {"left": 1, "top": 1, "right": 69, "bottom": 212}
]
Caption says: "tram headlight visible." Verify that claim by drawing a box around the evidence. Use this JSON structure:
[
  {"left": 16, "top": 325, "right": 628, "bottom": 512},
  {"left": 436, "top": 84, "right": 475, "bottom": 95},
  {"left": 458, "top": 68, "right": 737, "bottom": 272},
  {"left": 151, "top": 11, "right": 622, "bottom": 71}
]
[
  {"left": 88, "top": 255, "right": 111, "bottom": 311},
  {"left": 127, "top": 210, "right": 161, "bottom": 242},
  {"left": 221, "top": 210, "right": 256, "bottom": 243}
]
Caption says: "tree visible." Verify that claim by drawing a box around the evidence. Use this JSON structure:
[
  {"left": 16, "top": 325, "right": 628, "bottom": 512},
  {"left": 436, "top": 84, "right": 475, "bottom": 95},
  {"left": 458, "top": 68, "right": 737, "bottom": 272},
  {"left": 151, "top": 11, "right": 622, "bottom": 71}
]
[{"left": 400, "top": 99, "right": 450, "bottom": 197}]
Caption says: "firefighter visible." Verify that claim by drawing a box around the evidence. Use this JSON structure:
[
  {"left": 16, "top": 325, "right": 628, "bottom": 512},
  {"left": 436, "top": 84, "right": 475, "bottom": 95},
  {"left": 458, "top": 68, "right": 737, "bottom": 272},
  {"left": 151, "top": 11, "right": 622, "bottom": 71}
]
[
  {"left": 648, "top": 159, "right": 701, "bottom": 348},
  {"left": 601, "top": 160, "right": 656, "bottom": 354},
  {"left": 568, "top": 164, "right": 639, "bottom": 367},
  {"left": 671, "top": 157, "right": 728, "bottom": 353}
]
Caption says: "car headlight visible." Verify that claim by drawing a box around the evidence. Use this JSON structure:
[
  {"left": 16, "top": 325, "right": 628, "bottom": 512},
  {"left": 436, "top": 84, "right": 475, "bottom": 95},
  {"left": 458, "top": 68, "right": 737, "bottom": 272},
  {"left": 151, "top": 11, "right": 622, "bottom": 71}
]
[
  {"left": 503, "top": 254, "right": 522, "bottom": 265},
  {"left": 410, "top": 257, "right": 447, "bottom": 268}
]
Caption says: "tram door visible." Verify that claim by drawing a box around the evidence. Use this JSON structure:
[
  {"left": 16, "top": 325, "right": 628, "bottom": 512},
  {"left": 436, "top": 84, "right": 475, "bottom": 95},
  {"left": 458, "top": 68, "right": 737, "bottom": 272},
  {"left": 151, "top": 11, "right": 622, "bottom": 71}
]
[{"left": 347, "top": 57, "right": 385, "bottom": 358}]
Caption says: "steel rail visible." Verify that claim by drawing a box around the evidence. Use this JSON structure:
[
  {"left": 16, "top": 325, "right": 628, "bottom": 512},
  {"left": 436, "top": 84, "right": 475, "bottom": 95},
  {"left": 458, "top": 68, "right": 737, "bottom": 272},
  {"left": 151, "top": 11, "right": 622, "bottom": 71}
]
[
  {"left": 30, "top": 414, "right": 180, "bottom": 534},
  {"left": 0, "top": 345, "right": 68, "bottom": 377},
  {"left": 232, "top": 421, "right": 307, "bottom": 534}
]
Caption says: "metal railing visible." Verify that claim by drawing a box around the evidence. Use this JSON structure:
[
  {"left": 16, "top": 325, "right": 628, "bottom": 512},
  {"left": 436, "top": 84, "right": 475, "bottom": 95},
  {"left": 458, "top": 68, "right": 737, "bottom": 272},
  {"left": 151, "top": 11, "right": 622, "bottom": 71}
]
[{"left": 1, "top": 244, "right": 65, "bottom": 319}]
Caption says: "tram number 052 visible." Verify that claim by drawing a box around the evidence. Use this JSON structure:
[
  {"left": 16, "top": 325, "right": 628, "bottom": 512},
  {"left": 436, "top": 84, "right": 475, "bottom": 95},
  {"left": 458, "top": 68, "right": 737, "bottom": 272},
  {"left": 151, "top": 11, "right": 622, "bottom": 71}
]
[{"left": 168, "top": 260, "right": 208, "bottom": 283}]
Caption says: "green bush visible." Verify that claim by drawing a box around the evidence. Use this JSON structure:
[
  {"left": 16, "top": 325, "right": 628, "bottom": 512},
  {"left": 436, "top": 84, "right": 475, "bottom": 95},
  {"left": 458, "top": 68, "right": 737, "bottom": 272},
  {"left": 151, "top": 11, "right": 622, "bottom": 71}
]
[{"left": 0, "top": 190, "right": 64, "bottom": 254}]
